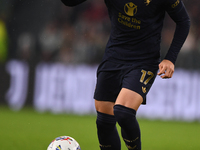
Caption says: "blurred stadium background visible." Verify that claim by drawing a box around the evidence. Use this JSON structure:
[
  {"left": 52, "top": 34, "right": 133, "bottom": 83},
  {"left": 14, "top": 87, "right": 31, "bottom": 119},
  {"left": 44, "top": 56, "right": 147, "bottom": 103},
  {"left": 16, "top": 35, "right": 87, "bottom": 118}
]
[{"left": 0, "top": 0, "right": 200, "bottom": 149}]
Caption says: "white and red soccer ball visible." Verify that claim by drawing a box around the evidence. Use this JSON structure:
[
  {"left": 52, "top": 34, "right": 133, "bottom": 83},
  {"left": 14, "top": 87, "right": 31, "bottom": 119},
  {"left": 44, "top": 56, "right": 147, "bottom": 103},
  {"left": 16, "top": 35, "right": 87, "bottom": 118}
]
[{"left": 47, "top": 136, "right": 81, "bottom": 150}]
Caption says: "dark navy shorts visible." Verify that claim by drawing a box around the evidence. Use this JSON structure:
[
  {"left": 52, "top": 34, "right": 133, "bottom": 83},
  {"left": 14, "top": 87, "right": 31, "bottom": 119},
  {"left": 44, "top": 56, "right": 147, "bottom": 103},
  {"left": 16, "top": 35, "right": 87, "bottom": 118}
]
[{"left": 94, "top": 60, "right": 158, "bottom": 104}]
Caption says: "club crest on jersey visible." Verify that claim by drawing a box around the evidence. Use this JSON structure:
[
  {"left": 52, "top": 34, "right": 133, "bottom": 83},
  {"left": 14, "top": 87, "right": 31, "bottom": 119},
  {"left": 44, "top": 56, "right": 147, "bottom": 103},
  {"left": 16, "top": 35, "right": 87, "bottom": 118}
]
[
  {"left": 144, "top": 0, "right": 151, "bottom": 6},
  {"left": 124, "top": 2, "right": 137, "bottom": 16}
]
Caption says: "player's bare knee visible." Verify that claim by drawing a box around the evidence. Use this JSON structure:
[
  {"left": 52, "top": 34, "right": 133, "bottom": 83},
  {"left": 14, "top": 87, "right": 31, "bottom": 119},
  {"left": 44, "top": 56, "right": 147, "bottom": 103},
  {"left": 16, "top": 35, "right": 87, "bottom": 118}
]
[{"left": 95, "top": 100, "right": 115, "bottom": 115}]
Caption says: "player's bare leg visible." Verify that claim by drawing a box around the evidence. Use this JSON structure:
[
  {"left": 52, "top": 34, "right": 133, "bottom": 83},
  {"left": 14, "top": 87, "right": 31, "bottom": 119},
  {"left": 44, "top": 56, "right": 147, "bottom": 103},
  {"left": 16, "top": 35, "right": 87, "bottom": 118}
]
[
  {"left": 95, "top": 100, "right": 115, "bottom": 115},
  {"left": 95, "top": 100, "right": 121, "bottom": 150},
  {"left": 114, "top": 88, "right": 143, "bottom": 150},
  {"left": 115, "top": 88, "right": 143, "bottom": 111}
]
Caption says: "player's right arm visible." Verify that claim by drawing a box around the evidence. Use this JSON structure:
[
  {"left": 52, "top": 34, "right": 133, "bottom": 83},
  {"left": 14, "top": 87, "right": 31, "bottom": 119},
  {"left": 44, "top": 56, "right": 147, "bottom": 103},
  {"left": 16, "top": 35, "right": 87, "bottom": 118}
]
[{"left": 61, "top": 0, "right": 87, "bottom": 7}]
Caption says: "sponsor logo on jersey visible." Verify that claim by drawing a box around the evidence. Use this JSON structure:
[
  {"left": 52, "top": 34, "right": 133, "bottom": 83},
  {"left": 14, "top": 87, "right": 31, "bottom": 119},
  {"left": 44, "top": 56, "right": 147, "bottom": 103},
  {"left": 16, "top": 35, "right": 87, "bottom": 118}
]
[
  {"left": 124, "top": 2, "right": 137, "bottom": 16},
  {"left": 117, "top": 2, "right": 141, "bottom": 29}
]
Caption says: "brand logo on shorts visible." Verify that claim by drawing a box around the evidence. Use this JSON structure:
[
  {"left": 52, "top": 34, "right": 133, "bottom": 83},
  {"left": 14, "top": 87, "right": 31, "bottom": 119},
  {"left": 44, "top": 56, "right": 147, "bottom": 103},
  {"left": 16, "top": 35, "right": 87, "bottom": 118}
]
[{"left": 142, "top": 87, "right": 146, "bottom": 93}]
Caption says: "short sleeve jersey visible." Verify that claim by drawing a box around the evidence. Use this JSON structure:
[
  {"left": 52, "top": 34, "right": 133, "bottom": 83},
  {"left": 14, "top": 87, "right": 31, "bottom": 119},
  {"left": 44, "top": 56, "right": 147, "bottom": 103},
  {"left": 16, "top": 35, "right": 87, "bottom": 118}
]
[{"left": 103, "top": 0, "right": 185, "bottom": 64}]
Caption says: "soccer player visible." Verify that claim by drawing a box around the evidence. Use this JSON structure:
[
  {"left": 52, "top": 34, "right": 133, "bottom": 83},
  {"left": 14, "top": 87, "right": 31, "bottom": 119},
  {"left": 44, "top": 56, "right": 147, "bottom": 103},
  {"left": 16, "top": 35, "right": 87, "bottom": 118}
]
[{"left": 61, "top": 0, "right": 190, "bottom": 149}]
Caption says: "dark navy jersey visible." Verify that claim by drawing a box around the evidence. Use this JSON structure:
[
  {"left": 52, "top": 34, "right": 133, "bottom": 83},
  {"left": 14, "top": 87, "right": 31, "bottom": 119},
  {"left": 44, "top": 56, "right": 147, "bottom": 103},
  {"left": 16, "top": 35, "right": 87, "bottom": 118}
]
[
  {"left": 103, "top": 0, "right": 190, "bottom": 64},
  {"left": 61, "top": 0, "right": 190, "bottom": 65}
]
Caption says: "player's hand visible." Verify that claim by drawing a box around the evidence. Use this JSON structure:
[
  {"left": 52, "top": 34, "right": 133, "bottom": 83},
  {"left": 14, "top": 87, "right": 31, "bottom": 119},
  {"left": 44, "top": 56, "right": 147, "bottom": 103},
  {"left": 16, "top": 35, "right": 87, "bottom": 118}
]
[{"left": 157, "top": 59, "right": 174, "bottom": 79}]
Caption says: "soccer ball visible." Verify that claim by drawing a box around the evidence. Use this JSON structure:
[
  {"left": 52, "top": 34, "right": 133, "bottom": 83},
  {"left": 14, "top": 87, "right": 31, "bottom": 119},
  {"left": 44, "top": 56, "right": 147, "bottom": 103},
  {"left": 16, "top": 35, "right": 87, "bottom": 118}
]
[{"left": 47, "top": 136, "right": 81, "bottom": 150}]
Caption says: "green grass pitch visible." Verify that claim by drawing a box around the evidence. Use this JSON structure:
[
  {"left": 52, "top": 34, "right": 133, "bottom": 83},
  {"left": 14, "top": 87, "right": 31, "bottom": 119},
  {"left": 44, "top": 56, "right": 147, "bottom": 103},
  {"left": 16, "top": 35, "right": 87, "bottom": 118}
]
[{"left": 0, "top": 106, "right": 200, "bottom": 150}]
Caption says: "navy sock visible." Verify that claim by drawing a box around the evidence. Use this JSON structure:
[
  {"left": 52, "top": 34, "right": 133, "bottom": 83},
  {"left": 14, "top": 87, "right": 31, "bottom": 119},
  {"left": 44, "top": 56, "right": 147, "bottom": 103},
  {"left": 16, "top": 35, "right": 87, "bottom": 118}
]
[
  {"left": 114, "top": 105, "right": 141, "bottom": 150},
  {"left": 96, "top": 111, "right": 121, "bottom": 150}
]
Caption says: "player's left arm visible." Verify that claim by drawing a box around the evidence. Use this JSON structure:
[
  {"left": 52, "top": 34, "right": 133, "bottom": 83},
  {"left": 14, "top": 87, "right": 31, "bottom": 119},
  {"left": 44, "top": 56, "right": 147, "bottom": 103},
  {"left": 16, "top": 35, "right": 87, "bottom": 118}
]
[{"left": 158, "top": 0, "right": 190, "bottom": 79}]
